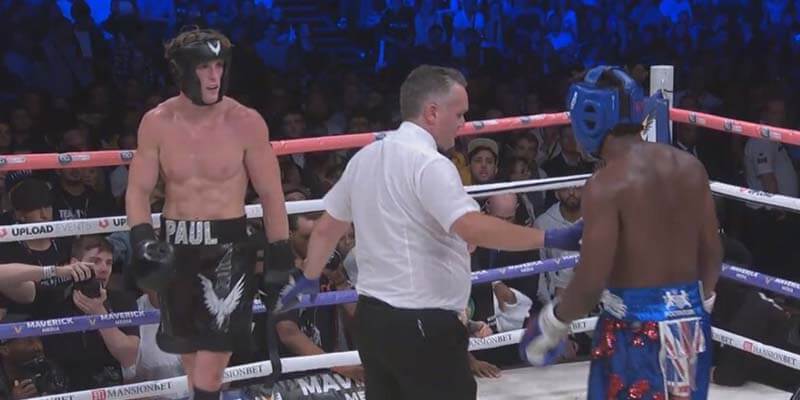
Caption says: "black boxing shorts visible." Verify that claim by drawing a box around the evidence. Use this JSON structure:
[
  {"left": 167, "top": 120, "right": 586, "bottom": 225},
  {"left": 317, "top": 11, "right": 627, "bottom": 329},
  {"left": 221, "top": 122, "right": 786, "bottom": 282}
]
[{"left": 156, "top": 216, "right": 257, "bottom": 354}]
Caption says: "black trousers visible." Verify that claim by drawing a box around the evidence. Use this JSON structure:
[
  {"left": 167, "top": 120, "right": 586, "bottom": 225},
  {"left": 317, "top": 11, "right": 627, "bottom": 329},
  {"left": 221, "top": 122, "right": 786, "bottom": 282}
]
[{"left": 356, "top": 295, "right": 477, "bottom": 400}]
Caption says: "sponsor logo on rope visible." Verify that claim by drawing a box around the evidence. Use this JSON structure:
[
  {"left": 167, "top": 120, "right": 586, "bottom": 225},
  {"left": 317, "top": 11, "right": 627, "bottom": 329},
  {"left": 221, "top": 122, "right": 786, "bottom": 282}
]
[
  {"left": 88, "top": 317, "right": 97, "bottom": 326},
  {"left": 519, "top": 116, "right": 532, "bottom": 124},
  {"left": 743, "top": 341, "right": 753, "bottom": 352},
  {"left": 760, "top": 127, "right": 772, "bottom": 139},
  {"left": 722, "top": 120, "right": 742, "bottom": 133},
  {"left": 5, "top": 156, "right": 26, "bottom": 164},
  {"left": 0, "top": 157, "right": 5, "bottom": 166},
  {"left": 25, "top": 318, "right": 74, "bottom": 333},
  {"left": 570, "top": 319, "right": 589, "bottom": 332},
  {"left": 91, "top": 389, "right": 106, "bottom": 400},
  {"left": 100, "top": 311, "right": 146, "bottom": 326},
  {"left": 120, "top": 151, "right": 134, "bottom": 161},
  {"left": 113, "top": 217, "right": 127, "bottom": 227},
  {"left": 13, "top": 324, "right": 23, "bottom": 334},
  {"left": 58, "top": 154, "right": 72, "bottom": 165},
  {"left": 688, "top": 113, "right": 697, "bottom": 124},
  {"left": 223, "top": 364, "right": 267, "bottom": 381},
  {"left": 71, "top": 154, "right": 91, "bottom": 162},
  {"left": 689, "top": 113, "right": 707, "bottom": 126},
  {"left": 715, "top": 332, "right": 734, "bottom": 346},
  {"left": 98, "top": 219, "right": 109, "bottom": 228},
  {"left": 748, "top": 344, "right": 800, "bottom": 368},
  {"left": 773, "top": 278, "right": 800, "bottom": 294},
  {"left": 0, "top": 228, "right": 6, "bottom": 238},
  {"left": 738, "top": 187, "right": 774, "bottom": 198},
  {"left": 472, "top": 121, "right": 485, "bottom": 129},
  {"left": 728, "top": 266, "right": 761, "bottom": 283},
  {"left": 470, "top": 333, "right": 515, "bottom": 348},
  {"left": 10, "top": 225, "right": 54, "bottom": 237},
  {"left": 103, "top": 382, "right": 173, "bottom": 398}
]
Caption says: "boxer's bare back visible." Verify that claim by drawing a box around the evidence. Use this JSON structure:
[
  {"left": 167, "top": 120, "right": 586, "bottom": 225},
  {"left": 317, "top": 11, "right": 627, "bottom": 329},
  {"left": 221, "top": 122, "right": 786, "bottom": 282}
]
[{"left": 556, "top": 137, "right": 722, "bottom": 321}]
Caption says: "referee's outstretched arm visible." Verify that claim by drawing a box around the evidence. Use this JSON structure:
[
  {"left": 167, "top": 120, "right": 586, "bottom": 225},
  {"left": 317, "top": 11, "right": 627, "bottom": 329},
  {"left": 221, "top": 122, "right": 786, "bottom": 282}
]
[{"left": 451, "top": 211, "right": 546, "bottom": 251}]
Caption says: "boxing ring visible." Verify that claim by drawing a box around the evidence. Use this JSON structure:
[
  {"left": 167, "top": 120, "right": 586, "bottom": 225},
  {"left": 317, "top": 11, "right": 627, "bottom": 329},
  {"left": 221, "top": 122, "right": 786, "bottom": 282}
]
[{"left": 2, "top": 65, "right": 799, "bottom": 399}]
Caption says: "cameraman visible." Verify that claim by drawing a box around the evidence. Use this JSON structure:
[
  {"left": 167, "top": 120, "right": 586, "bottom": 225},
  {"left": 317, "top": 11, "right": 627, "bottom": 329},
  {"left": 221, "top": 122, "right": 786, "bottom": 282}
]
[
  {"left": 30, "top": 236, "right": 139, "bottom": 391},
  {"left": 0, "top": 261, "right": 93, "bottom": 304},
  {"left": 0, "top": 337, "right": 69, "bottom": 399}
]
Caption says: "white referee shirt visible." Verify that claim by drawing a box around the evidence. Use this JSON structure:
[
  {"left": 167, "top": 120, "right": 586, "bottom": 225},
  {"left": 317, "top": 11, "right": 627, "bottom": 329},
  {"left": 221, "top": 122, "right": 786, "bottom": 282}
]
[
  {"left": 323, "top": 121, "right": 480, "bottom": 312},
  {"left": 743, "top": 138, "right": 798, "bottom": 202}
]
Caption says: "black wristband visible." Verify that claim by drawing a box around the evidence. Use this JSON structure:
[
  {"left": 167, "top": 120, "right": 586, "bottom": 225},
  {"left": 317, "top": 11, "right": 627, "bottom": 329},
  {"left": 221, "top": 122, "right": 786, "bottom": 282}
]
[
  {"left": 130, "top": 223, "right": 156, "bottom": 248},
  {"left": 266, "top": 240, "right": 294, "bottom": 272}
]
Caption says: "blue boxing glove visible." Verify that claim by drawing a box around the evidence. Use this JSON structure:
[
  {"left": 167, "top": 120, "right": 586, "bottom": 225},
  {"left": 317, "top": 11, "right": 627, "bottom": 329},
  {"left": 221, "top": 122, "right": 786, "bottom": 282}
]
[
  {"left": 519, "top": 302, "right": 570, "bottom": 366},
  {"left": 275, "top": 273, "right": 320, "bottom": 313},
  {"left": 543, "top": 220, "right": 584, "bottom": 251}
]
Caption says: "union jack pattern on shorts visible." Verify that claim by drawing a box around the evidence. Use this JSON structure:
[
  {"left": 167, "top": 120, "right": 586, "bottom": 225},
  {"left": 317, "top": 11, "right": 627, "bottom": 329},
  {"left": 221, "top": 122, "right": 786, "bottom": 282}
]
[{"left": 659, "top": 317, "right": 706, "bottom": 397}]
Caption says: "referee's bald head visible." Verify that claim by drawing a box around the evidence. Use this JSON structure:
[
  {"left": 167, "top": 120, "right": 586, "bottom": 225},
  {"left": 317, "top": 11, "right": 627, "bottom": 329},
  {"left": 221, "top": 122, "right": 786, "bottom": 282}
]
[{"left": 400, "top": 65, "right": 467, "bottom": 121}]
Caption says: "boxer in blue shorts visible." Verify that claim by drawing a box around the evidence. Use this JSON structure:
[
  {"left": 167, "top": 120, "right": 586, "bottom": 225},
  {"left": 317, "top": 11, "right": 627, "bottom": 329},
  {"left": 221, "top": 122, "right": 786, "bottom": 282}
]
[{"left": 520, "top": 66, "right": 722, "bottom": 400}]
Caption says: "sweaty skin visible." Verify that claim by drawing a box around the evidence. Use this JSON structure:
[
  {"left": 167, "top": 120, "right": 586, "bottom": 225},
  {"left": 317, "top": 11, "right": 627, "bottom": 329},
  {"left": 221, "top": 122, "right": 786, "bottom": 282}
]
[
  {"left": 556, "top": 136, "right": 722, "bottom": 322},
  {"left": 126, "top": 96, "right": 289, "bottom": 242}
]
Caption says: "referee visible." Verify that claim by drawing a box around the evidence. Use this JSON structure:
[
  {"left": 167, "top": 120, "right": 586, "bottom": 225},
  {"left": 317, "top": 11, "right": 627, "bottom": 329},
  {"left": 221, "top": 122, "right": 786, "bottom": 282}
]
[{"left": 279, "top": 65, "right": 582, "bottom": 400}]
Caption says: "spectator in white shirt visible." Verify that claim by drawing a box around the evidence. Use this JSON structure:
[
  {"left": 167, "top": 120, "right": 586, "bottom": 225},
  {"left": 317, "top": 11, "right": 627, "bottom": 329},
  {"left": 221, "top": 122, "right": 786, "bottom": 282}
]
[
  {"left": 742, "top": 98, "right": 799, "bottom": 277},
  {"left": 534, "top": 186, "right": 582, "bottom": 303},
  {"left": 131, "top": 289, "right": 188, "bottom": 400},
  {"left": 743, "top": 99, "right": 798, "bottom": 199}
]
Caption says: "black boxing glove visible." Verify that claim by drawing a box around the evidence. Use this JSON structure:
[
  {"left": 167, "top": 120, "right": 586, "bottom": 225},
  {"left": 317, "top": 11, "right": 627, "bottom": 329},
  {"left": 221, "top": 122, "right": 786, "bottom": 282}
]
[
  {"left": 259, "top": 239, "right": 296, "bottom": 309},
  {"left": 130, "top": 223, "right": 176, "bottom": 291}
]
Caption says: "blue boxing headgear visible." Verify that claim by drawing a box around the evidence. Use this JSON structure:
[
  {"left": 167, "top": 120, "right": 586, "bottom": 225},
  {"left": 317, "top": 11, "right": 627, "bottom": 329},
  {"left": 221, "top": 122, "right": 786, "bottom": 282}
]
[{"left": 566, "top": 66, "right": 649, "bottom": 156}]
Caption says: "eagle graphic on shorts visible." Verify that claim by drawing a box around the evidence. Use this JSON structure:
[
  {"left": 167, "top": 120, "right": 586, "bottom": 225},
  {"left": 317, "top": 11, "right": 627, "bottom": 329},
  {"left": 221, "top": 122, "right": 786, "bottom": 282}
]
[{"left": 198, "top": 245, "right": 246, "bottom": 331}]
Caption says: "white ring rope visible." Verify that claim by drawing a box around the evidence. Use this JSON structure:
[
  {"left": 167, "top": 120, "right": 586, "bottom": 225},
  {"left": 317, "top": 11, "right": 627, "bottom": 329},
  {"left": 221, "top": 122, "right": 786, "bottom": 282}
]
[
  {"left": 33, "top": 316, "right": 800, "bottom": 400},
  {"left": 3, "top": 175, "right": 795, "bottom": 242}
]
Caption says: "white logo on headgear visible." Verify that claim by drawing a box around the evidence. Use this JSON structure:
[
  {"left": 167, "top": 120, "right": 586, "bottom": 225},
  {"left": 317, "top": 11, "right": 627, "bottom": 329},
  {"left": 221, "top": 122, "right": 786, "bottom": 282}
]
[{"left": 207, "top": 40, "right": 221, "bottom": 56}]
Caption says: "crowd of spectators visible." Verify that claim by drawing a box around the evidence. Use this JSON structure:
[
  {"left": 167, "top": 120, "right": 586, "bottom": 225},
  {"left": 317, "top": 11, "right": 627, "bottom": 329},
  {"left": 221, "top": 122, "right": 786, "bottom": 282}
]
[{"left": 2, "top": 0, "right": 800, "bottom": 398}]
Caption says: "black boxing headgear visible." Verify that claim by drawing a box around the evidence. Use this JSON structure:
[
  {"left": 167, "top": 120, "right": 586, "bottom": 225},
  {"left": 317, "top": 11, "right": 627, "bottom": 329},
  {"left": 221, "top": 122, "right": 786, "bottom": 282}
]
[{"left": 166, "top": 29, "right": 232, "bottom": 106}]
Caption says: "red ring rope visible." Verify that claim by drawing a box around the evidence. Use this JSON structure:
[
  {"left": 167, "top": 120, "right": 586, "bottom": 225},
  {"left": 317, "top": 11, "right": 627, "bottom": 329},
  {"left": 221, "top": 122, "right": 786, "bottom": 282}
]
[{"left": 2, "top": 108, "right": 798, "bottom": 172}]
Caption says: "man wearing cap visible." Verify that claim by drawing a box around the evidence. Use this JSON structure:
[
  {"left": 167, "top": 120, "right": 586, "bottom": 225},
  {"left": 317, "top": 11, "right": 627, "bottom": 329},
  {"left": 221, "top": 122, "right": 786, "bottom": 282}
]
[
  {"left": 0, "top": 177, "right": 75, "bottom": 318},
  {"left": 125, "top": 28, "right": 293, "bottom": 400},
  {"left": 467, "top": 138, "right": 499, "bottom": 185}
]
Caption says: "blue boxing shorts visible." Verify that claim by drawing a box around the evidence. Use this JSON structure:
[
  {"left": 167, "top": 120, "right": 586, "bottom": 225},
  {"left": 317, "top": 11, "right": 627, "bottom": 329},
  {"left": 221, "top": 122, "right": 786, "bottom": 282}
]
[{"left": 588, "top": 282, "right": 712, "bottom": 400}]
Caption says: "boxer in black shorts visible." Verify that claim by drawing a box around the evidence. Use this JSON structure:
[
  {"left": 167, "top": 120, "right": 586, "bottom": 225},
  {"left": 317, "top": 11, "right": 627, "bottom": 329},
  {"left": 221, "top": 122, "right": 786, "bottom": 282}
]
[
  {"left": 125, "top": 28, "right": 295, "bottom": 400},
  {"left": 156, "top": 217, "right": 258, "bottom": 354}
]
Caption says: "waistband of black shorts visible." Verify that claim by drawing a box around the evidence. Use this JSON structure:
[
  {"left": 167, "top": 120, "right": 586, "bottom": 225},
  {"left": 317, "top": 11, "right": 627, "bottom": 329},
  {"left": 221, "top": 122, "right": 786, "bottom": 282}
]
[{"left": 159, "top": 216, "right": 247, "bottom": 245}]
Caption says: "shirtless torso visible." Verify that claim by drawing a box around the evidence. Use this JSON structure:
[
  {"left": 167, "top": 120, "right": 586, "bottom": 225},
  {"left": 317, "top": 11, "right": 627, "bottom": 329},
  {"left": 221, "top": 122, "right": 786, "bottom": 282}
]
[
  {"left": 124, "top": 28, "right": 293, "bottom": 399},
  {"left": 523, "top": 67, "right": 722, "bottom": 400},
  {"left": 598, "top": 141, "right": 714, "bottom": 288},
  {"left": 557, "top": 137, "right": 721, "bottom": 321},
  {"left": 127, "top": 95, "right": 287, "bottom": 239},
  {"left": 151, "top": 97, "right": 251, "bottom": 219}
]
